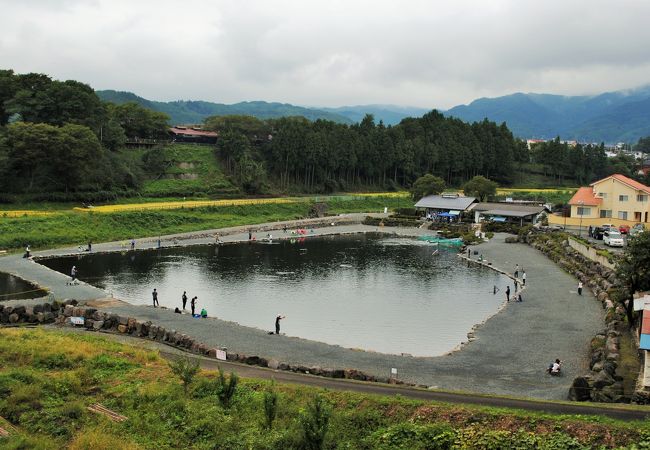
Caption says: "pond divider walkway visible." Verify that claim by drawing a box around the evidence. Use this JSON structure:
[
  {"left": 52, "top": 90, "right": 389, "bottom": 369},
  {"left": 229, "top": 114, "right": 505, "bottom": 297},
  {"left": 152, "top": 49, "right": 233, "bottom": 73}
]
[{"left": 0, "top": 218, "right": 604, "bottom": 400}]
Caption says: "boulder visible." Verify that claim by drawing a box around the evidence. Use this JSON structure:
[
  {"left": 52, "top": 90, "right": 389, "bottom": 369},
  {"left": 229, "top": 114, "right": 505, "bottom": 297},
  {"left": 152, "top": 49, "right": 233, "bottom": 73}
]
[
  {"left": 93, "top": 320, "right": 104, "bottom": 330},
  {"left": 244, "top": 356, "right": 267, "bottom": 367},
  {"left": 117, "top": 324, "right": 128, "bottom": 333},
  {"left": 63, "top": 305, "right": 74, "bottom": 317},
  {"left": 83, "top": 308, "right": 97, "bottom": 319},
  {"left": 8, "top": 313, "right": 19, "bottom": 323},
  {"left": 568, "top": 376, "right": 592, "bottom": 401},
  {"left": 37, "top": 312, "right": 55, "bottom": 323},
  {"left": 592, "top": 370, "right": 615, "bottom": 389},
  {"left": 267, "top": 359, "right": 280, "bottom": 370}
]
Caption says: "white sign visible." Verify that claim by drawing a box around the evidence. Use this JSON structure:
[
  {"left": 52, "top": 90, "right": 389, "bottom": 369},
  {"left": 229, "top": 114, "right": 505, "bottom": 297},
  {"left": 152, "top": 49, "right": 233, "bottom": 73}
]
[
  {"left": 70, "top": 316, "right": 85, "bottom": 325},
  {"left": 216, "top": 349, "right": 227, "bottom": 361},
  {"left": 390, "top": 367, "right": 398, "bottom": 376},
  {"left": 634, "top": 294, "right": 650, "bottom": 311}
]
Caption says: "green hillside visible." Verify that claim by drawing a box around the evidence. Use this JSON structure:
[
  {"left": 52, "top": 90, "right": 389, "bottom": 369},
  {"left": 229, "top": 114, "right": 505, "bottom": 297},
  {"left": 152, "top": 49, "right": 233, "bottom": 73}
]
[
  {"left": 140, "top": 144, "right": 238, "bottom": 198},
  {"left": 97, "top": 90, "right": 353, "bottom": 125}
]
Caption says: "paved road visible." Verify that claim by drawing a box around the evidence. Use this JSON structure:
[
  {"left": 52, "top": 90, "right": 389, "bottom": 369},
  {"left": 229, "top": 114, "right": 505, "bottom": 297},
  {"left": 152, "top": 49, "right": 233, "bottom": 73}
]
[{"left": 2, "top": 223, "right": 605, "bottom": 400}]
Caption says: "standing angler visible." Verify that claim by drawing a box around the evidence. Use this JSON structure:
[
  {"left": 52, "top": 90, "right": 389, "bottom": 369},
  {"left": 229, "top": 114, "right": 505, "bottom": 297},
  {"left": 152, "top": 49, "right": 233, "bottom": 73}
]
[
  {"left": 275, "top": 314, "right": 285, "bottom": 335},
  {"left": 182, "top": 291, "right": 188, "bottom": 310},
  {"left": 152, "top": 288, "right": 159, "bottom": 307}
]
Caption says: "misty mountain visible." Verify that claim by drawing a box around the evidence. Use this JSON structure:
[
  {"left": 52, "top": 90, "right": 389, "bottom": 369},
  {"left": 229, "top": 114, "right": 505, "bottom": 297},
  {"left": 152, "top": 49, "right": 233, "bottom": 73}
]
[
  {"left": 97, "top": 90, "right": 353, "bottom": 125},
  {"left": 320, "top": 105, "right": 430, "bottom": 125},
  {"left": 445, "top": 86, "right": 650, "bottom": 143}
]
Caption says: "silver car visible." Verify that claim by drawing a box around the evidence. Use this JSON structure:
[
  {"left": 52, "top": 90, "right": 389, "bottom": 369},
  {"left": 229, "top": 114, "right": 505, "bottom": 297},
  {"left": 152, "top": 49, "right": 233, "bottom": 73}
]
[
  {"left": 603, "top": 230, "right": 624, "bottom": 247},
  {"left": 630, "top": 223, "right": 645, "bottom": 237}
]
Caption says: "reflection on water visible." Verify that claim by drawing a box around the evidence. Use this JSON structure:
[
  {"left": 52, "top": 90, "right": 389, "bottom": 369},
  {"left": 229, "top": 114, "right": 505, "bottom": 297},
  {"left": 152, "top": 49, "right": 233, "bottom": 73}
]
[
  {"left": 40, "top": 234, "right": 509, "bottom": 356},
  {"left": 0, "top": 272, "right": 48, "bottom": 300}
]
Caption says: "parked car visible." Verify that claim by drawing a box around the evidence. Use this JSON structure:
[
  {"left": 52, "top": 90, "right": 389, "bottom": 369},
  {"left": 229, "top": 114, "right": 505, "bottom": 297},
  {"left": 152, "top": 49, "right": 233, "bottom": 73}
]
[
  {"left": 601, "top": 223, "right": 615, "bottom": 231},
  {"left": 592, "top": 227, "right": 605, "bottom": 240},
  {"left": 603, "top": 230, "right": 625, "bottom": 247},
  {"left": 619, "top": 224, "right": 630, "bottom": 234},
  {"left": 630, "top": 223, "right": 645, "bottom": 237}
]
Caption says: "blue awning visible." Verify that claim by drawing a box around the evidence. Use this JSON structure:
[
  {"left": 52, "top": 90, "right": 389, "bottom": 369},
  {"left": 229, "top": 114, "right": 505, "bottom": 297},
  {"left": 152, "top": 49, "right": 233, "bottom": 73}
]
[
  {"left": 438, "top": 212, "right": 453, "bottom": 217},
  {"left": 640, "top": 334, "right": 650, "bottom": 350},
  {"left": 491, "top": 217, "right": 506, "bottom": 222}
]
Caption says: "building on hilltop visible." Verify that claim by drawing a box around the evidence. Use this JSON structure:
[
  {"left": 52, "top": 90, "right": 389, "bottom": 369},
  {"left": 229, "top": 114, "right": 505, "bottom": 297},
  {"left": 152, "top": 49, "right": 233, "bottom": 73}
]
[{"left": 169, "top": 126, "right": 218, "bottom": 144}]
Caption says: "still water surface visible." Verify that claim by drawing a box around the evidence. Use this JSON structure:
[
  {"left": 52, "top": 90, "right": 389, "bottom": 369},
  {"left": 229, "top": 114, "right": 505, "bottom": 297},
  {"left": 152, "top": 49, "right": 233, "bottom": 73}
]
[
  {"left": 41, "top": 234, "right": 509, "bottom": 356},
  {"left": 0, "top": 272, "right": 48, "bottom": 300}
]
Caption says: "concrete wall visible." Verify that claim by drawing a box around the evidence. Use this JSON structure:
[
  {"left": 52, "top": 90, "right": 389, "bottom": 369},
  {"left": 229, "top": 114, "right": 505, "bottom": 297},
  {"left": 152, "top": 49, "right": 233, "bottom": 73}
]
[{"left": 567, "top": 237, "right": 616, "bottom": 270}]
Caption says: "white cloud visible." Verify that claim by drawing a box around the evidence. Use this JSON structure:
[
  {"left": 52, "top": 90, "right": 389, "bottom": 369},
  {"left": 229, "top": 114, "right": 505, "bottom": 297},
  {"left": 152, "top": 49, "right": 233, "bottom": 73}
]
[{"left": 1, "top": 0, "right": 649, "bottom": 108}]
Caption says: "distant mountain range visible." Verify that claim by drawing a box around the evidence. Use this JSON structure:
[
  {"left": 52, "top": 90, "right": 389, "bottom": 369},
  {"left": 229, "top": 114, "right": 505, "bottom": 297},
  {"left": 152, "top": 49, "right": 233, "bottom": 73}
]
[
  {"left": 445, "top": 86, "right": 650, "bottom": 143},
  {"left": 96, "top": 90, "right": 429, "bottom": 127},
  {"left": 97, "top": 90, "right": 354, "bottom": 125},
  {"left": 98, "top": 85, "right": 650, "bottom": 143}
]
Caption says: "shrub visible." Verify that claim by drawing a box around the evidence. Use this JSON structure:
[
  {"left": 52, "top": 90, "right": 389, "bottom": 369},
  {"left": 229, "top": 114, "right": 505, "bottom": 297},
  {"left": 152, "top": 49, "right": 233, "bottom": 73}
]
[
  {"left": 299, "top": 395, "right": 332, "bottom": 450},
  {"left": 33, "top": 353, "right": 76, "bottom": 370},
  {"left": 68, "top": 427, "right": 143, "bottom": 450},
  {"left": 217, "top": 369, "right": 239, "bottom": 408},
  {"left": 365, "top": 422, "right": 456, "bottom": 450},
  {"left": 61, "top": 401, "right": 85, "bottom": 420},
  {"left": 1, "top": 384, "right": 43, "bottom": 423},
  {"left": 169, "top": 357, "right": 200, "bottom": 396},
  {"left": 263, "top": 385, "right": 279, "bottom": 429}
]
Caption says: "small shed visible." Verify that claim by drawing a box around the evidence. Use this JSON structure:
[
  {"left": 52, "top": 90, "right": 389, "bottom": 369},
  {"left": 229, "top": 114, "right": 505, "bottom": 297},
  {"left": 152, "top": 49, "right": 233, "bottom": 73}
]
[
  {"left": 472, "top": 202, "right": 547, "bottom": 226},
  {"left": 414, "top": 194, "right": 477, "bottom": 222}
]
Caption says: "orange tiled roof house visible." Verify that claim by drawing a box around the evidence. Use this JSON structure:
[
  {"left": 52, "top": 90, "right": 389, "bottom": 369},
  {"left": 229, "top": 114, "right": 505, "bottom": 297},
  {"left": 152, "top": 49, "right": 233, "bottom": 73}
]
[{"left": 568, "top": 174, "right": 650, "bottom": 225}]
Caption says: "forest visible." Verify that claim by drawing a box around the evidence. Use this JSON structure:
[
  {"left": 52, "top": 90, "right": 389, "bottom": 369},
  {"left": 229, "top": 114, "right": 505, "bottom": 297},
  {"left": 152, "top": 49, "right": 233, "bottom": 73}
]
[{"left": 0, "top": 69, "right": 647, "bottom": 201}]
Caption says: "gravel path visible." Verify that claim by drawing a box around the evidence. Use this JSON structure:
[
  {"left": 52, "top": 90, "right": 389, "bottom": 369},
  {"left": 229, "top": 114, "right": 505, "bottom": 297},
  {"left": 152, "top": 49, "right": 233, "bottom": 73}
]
[{"left": 1, "top": 222, "right": 604, "bottom": 400}]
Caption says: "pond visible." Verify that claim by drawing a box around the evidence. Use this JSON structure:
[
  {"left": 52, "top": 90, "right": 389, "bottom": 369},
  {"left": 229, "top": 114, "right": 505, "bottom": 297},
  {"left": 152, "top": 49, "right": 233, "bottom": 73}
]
[
  {"left": 0, "top": 272, "right": 48, "bottom": 301},
  {"left": 40, "top": 234, "right": 509, "bottom": 356}
]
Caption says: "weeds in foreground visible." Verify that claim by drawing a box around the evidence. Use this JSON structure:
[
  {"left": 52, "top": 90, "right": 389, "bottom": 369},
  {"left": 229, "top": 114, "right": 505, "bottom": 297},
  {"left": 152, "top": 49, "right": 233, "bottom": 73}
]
[{"left": 168, "top": 357, "right": 200, "bottom": 396}]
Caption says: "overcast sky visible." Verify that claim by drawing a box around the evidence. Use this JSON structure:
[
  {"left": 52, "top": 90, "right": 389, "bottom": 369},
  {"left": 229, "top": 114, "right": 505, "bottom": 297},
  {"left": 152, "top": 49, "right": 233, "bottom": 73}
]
[{"left": 2, "top": 0, "right": 650, "bottom": 109}]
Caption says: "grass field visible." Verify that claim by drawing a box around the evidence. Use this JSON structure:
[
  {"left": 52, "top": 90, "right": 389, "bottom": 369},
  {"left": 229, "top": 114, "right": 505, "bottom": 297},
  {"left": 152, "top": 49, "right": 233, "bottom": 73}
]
[
  {"left": 0, "top": 328, "right": 647, "bottom": 449},
  {"left": 0, "top": 196, "right": 411, "bottom": 251}
]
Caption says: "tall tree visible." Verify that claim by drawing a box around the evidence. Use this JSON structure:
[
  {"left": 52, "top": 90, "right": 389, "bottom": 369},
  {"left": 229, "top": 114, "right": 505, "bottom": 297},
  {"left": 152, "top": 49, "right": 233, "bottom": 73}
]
[
  {"left": 463, "top": 175, "right": 498, "bottom": 201},
  {"left": 410, "top": 174, "right": 445, "bottom": 200},
  {"left": 617, "top": 232, "right": 650, "bottom": 326}
]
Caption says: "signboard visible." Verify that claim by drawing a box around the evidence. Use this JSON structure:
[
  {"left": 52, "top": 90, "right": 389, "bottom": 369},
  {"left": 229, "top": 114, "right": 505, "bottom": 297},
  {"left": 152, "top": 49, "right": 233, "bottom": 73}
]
[
  {"left": 390, "top": 368, "right": 398, "bottom": 378},
  {"left": 634, "top": 294, "right": 650, "bottom": 311},
  {"left": 216, "top": 349, "right": 227, "bottom": 361},
  {"left": 70, "top": 316, "right": 85, "bottom": 326}
]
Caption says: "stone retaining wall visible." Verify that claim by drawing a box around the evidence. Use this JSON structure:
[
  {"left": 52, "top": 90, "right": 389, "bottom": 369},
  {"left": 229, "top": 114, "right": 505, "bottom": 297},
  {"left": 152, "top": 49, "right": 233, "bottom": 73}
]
[{"left": 0, "top": 300, "right": 409, "bottom": 387}]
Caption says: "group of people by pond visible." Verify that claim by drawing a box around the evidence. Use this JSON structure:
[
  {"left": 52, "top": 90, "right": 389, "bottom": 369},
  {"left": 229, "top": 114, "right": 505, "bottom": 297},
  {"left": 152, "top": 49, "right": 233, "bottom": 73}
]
[{"left": 152, "top": 289, "right": 206, "bottom": 318}]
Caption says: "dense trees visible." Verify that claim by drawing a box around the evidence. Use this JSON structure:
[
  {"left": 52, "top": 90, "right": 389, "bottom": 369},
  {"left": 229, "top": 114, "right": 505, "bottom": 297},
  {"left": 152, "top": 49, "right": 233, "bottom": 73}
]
[
  {"left": 0, "top": 122, "right": 132, "bottom": 194},
  {"left": 204, "top": 111, "right": 528, "bottom": 194},
  {"left": 0, "top": 70, "right": 168, "bottom": 199},
  {"left": 530, "top": 139, "right": 613, "bottom": 185}
]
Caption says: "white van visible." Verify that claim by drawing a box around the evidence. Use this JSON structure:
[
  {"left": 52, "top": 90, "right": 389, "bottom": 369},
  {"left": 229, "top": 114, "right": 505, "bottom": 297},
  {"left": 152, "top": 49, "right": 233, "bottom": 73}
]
[{"left": 603, "top": 230, "right": 624, "bottom": 247}]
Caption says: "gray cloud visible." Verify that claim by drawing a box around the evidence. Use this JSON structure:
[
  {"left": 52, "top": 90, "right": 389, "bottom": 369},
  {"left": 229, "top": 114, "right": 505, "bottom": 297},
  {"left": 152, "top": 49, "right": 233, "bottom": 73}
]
[{"left": 1, "top": 0, "right": 649, "bottom": 108}]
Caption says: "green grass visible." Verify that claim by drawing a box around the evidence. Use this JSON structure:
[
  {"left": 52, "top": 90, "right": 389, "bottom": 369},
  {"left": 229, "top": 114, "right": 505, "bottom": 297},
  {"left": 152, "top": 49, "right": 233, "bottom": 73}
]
[
  {"left": 0, "top": 196, "right": 411, "bottom": 251},
  {"left": 142, "top": 144, "right": 237, "bottom": 197},
  {"left": 0, "top": 328, "right": 647, "bottom": 449},
  {"left": 493, "top": 189, "right": 575, "bottom": 205}
]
